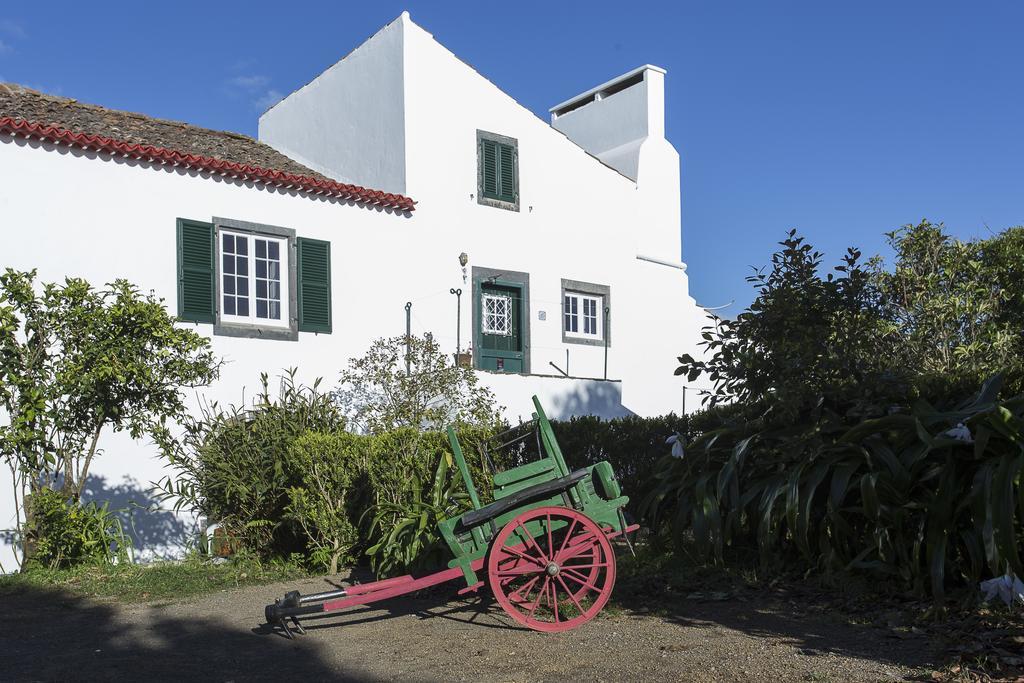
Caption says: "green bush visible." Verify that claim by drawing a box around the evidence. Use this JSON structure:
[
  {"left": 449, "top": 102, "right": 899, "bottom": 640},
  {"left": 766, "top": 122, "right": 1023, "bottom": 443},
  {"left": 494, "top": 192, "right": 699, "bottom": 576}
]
[
  {"left": 364, "top": 453, "right": 471, "bottom": 576},
  {"left": 285, "top": 432, "right": 363, "bottom": 574},
  {"left": 644, "top": 375, "right": 1024, "bottom": 599},
  {"left": 157, "top": 370, "right": 346, "bottom": 557},
  {"left": 24, "top": 488, "right": 131, "bottom": 570}
]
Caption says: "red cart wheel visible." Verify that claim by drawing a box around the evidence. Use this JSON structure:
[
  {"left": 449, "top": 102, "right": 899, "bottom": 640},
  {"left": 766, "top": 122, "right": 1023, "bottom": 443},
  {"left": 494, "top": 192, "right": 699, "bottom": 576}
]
[{"left": 487, "top": 506, "right": 616, "bottom": 632}]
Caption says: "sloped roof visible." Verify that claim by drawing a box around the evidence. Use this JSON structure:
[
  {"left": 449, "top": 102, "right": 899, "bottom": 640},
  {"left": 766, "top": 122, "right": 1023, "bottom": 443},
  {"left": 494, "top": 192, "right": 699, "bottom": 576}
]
[{"left": 0, "top": 83, "right": 415, "bottom": 211}]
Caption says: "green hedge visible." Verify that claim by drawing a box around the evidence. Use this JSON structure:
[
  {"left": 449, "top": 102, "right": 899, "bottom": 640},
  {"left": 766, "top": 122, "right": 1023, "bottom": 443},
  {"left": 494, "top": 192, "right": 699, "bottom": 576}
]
[{"left": 643, "top": 376, "right": 1024, "bottom": 599}]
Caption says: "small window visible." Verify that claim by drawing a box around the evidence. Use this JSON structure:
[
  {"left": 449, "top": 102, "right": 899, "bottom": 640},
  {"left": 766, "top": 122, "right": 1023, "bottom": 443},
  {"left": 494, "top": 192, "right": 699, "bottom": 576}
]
[
  {"left": 482, "top": 293, "right": 512, "bottom": 335},
  {"left": 561, "top": 279, "right": 610, "bottom": 346},
  {"left": 564, "top": 292, "right": 603, "bottom": 341},
  {"left": 219, "top": 229, "right": 289, "bottom": 329},
  {"left": 477, "top": 130, "right": 518, "bottom": 211}
]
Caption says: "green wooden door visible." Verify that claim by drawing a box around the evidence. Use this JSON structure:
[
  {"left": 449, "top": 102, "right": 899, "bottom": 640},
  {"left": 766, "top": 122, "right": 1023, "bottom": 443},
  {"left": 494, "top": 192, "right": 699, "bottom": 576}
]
[{"left": 477, "top": 281, "right": 524, "bottom": 373}]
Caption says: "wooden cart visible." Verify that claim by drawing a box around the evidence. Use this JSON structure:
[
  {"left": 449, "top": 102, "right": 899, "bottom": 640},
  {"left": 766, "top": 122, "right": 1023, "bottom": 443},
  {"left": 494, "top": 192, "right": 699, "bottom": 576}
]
[{"left": 265, "top": 396, "right": 636, "bottom": 635}]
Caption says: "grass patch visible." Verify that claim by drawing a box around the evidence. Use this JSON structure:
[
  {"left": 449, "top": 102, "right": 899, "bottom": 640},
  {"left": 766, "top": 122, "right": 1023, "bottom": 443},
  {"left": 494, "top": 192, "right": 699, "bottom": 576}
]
[{"left": 0, "top": 554, "right": 309, "bottom": 603}]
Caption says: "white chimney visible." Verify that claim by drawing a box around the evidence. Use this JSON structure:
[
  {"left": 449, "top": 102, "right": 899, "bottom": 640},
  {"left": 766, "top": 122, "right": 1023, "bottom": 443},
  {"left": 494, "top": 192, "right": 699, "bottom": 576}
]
[{"left": 550, "top": 65, "right": 667, "bottom": 181}]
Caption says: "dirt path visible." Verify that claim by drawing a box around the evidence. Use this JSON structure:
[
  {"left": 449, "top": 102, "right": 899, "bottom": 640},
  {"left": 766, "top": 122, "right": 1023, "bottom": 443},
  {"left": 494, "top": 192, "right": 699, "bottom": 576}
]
[{"left": 4, "top": 571, "right": 937, "bottom": 682}]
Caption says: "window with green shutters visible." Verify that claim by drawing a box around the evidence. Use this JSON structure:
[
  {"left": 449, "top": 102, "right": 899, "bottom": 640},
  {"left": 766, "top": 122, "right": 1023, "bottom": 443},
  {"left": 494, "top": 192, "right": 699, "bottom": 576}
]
[
  {"left": 297, "top": 237, "right": 332, "bottom": 334},
  {"left": 175, "top": 217, "right": 332, "bottom": 338},
  {"left": 477, "top": 131, "right": 518, "bottom": 210}
]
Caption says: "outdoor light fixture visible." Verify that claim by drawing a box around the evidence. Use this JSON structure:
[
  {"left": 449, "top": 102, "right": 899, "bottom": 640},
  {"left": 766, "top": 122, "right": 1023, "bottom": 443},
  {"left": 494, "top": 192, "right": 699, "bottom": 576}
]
[{"left": 459, "top": 252, "right": 468, "bottom": 283}]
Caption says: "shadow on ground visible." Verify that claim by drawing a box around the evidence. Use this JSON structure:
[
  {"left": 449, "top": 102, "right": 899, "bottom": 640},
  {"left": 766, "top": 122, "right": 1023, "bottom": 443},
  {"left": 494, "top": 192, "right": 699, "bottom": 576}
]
[
  {"left": 3, "top": 583, "right": 374, "bottom": 682},
  {"left": 612, "top": 575, "right": 937, "bottom": 671}
]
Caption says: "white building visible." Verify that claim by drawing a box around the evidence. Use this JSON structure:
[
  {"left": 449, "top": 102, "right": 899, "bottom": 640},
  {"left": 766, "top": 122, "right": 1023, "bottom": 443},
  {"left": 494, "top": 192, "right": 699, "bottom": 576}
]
[{"left": 0, "top": 12, "right": 711, "bottom": 568}]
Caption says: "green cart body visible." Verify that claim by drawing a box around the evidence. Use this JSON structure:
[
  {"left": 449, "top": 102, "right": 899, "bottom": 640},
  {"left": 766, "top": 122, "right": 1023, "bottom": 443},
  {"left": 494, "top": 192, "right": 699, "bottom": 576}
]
[{"left": 439, "top": 395, "right": 631, "bottom": 587}]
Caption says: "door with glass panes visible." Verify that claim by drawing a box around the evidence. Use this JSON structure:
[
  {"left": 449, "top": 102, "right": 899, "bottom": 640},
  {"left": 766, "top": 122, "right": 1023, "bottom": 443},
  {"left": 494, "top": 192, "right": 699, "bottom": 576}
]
[{"left": 476, "top": 281, "right": 523, "bottom": 373}]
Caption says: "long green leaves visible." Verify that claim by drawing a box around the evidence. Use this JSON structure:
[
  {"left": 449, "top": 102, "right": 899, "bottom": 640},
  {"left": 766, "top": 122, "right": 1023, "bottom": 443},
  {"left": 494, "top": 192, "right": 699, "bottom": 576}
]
[{"left": 642, "top": 377, "right": 1024, "bottom": 599}]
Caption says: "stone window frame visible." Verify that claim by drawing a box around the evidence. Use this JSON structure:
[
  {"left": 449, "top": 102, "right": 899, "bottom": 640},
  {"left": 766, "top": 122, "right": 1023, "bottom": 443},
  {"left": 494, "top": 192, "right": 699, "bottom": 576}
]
[
  {"left": 561, "top": 278, "right": 611, "bottom": 347},
  {"left": 476, "top": 130, "right": 520, "bottom": 212},
  {"left": 212, "top": 216, "right": 299, "bottom": 341}
]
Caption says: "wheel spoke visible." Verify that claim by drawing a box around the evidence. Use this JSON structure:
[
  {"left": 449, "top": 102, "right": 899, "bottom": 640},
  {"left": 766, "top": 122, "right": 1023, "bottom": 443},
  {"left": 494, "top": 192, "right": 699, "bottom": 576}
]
[
  {"left": 516, "top": 521, "right": 547, "bottom": 561},
  {"left": 496, "top": 564, "right": 542, "bottom": 577},
  {"left": 549, "top": 579, "right": 560, "bottom": 623},
  {"left": 559, "top": 562, "right": 608, "bottom": 571},
  {"left": 556, "top": 533, "right": 600, "bottom": 563},
  {"left": 561, "top": 567, "right": 601, "bottom": 595},
  {"left": 546, "top": 512, "right": 554, "bottom": 559},
  {"left": 555, "top": 518, "right": 578, "bottom": 558},
  {"left": 526, "top": 577, "right": 550, "bottom": 621},
  {"left": 556, "top": 575, "right": 585, "bottom": 614},
  {"left": 499, "top": 544, "right": 546, "bottom": 568},
  {"left": 509, "top": 575, "right": 541, "bottom": 603}
]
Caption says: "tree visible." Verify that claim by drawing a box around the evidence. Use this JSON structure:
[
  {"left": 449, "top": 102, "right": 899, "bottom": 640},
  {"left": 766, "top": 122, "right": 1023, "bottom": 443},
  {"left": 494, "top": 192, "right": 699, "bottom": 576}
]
[
  {"left": 876, "top": 221, "right": 1023, "bottom": 392},
  {"left": 0, "top": 269, "right": 220, "bottom": 565},
  {"left": 335, "top": 334, "right": 503, "bottom": 433},
  {"left": 676, "top": 230, "right": 895, "bottom": 416}
]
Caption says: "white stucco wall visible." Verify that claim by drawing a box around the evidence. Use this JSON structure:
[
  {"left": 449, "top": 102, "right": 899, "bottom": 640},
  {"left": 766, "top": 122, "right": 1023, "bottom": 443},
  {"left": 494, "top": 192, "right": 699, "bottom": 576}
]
[
  {"left": 258, "top": 16, "right": 408, "bottom": 194},
  {"left": 0, "top": 13, "right": 713, "bottom": 570}
]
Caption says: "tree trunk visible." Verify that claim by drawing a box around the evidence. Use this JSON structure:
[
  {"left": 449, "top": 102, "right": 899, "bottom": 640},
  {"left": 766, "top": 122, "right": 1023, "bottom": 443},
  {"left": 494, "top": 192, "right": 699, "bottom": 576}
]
[{"left": 71, "top": 423, "right": 104, "bottom": 502}]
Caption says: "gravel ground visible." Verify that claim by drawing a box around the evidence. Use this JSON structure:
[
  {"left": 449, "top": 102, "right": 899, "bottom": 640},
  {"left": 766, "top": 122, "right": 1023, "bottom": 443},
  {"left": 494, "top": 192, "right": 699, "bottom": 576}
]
[{"left": 4, "top": 570, "right": 937, "bottom": 682}]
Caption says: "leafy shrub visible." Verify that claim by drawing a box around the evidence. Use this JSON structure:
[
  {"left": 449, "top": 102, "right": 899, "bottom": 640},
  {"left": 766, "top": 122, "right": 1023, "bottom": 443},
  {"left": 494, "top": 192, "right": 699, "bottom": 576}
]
[
  {"left": 363, "top": 453, "right": 471, "bottom": 576},
  {"left": 661, "top": 223, "right": 1024, "bottom": 599},
  {"left": 645, "top": 375, "right": 1024, "bottom": 600},
  {"left": 157, "top": 370, "right": 346, "bottom": 557},
  {"left": 336, "top": 334, "right": 503, "bottom": 433},
  {"left": 24, "top": 488, "right": 131, "bottom": 570},
  {"left": 0, "top": 269, "right": 220, "bottom": 569},
  {"left": 285, "top": 432, "right": 363, "bottom": 574}
]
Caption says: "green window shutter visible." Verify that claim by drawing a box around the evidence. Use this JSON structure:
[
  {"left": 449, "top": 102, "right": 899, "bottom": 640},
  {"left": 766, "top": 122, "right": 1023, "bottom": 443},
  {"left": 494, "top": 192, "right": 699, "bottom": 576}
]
[
  {"left": 498, "top": 143, "right": 516, "bottom": 202},
  {"left": 297, "top": 237, "right": 332, "bottom": 333},
  {"left": 480, "top": 139, "right": 499, "bottom": 199},
  {"left": 176, "top": 218, "right": 215, "bottom": 323}
]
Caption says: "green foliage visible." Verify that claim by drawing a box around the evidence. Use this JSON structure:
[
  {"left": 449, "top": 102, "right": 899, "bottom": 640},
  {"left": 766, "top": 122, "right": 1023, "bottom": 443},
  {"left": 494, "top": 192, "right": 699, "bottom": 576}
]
[
  {"left": 336, "top": 334, "right": 503, "bottom": 433},
  {"left": 664, "top": 222, "right": 1024, "bottom": 599},
  {"left": 644, "top": 376, "right": 1024, "bottom": 599},
  {"left": 23, "top": 488, "right": 131, "bottom": 570},
  {"left": 156, "top": 370, "right": 346, "bottom": 556},
  {"left": 0, "top": 269, "right": 220, "bottom": 568},
  {"left": 0, "top": 270, "right": 220, "bottom": 501},
  {"left": 363, "top": 453, "right": 471, "bottom": 576},
  {"left": 876, "top": 221, "right": 1024, "bottom": 393},
  {"left": 676, "top": 230, "right": 896, "bottom": 417},
  {"left": 285, "top": 432, "right": 362, "bottom": 574}
]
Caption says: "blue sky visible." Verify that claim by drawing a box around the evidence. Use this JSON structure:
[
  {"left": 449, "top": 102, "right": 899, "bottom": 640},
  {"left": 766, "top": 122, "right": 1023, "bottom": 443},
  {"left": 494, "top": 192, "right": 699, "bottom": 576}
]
[{"left": 1, "top": 2, "right": 1020, "bottom": 311}]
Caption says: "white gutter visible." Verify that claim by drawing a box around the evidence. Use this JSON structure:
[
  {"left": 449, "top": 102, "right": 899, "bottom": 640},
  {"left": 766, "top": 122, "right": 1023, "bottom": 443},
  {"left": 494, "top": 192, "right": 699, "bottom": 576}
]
[{"left": 636, "top": 254, "right": 687, "bottom": 271}]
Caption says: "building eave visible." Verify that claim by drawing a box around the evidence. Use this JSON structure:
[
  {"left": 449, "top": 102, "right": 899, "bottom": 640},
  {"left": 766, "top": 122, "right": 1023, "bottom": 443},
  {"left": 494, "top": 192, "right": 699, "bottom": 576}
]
[{"left": 0, "top": 116, "right": 417, "bottom": 212}]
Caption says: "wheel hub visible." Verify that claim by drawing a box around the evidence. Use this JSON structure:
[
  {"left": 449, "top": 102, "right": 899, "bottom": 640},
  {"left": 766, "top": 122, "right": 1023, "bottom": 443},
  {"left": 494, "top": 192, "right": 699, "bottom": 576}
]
[{"left": 545, "top": 562, "right": 560, "bottom": 576}]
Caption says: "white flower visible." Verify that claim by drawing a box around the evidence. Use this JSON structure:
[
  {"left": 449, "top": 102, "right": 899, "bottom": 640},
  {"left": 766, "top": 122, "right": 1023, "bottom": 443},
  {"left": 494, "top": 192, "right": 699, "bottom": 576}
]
[
  {"left": 666, "top": 433, "right": 685, "bottom": 458},
  {"left": 980, "top": 571, "right": 1024, "bottom": 608},
  {"left": 942, "top": 423, "right": 973, "bottom": 443}
]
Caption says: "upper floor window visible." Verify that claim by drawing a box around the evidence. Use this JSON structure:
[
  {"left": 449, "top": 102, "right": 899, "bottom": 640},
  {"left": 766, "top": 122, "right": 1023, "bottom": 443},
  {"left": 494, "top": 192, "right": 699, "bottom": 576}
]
[{"left": 477, "top": 130, "right": 518, "bottom": 211}]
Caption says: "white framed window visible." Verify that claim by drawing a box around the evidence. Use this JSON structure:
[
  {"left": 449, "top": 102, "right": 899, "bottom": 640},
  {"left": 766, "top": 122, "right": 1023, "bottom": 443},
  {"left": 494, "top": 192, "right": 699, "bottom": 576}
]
[
  {"left": 482, "top": 293, "right": 512, "bottom": 336},
  {"left": 564, "top": 292, "right": 603, "bottom": 340},
  {"left": 219, "top": 230, "right": 289, "bottom": 328}
]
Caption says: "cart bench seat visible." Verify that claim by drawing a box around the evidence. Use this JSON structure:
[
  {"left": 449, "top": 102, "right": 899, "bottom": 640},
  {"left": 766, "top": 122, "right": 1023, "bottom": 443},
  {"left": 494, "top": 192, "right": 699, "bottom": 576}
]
[{"left": 458, "top": 468, "right": 590, "bottom": 530}]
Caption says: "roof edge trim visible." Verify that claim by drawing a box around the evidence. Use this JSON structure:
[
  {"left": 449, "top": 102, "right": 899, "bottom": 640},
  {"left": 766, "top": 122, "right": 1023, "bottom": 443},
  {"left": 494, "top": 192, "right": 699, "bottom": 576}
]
[{"left": 0, "top": 116, "right": 416, "bottom": 212}]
